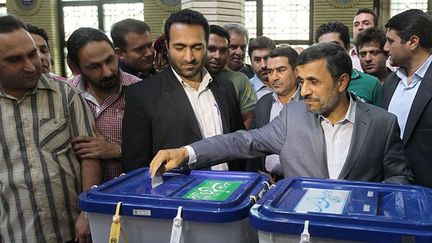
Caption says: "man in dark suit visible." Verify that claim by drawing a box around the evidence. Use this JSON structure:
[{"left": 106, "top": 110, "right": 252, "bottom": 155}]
[
  {"left": 381, "top": 9, "right": 432, "bottom": 187},
  {"left": 122, "top": 9, "right": 244, "bottom": 172},
  {"left": 150, "top": 43, "right": 413, "bottom": 185},
  {"left": 252, "top": 47, "right": 301, "bottom": 179}
]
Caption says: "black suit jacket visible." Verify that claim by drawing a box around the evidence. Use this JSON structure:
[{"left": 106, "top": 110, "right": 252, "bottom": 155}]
[
  {"left": 122, "top": 68, "right": 245, "bottom": 172},
  {"left": 382, "top": 63, "right": 432, "bottom": 187}
]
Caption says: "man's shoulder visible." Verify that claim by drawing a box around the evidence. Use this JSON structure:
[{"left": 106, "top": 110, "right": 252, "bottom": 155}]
[
  {"left": 129, "top": 69, "right": 169, "bottom": 89},
  {"left": 356, "top": 99, "right": 395, "bottom": 120},
  {"left": 353, "top": 69, "right": 380, "bottom": 85},
  {"left": 255, "top": 92, "right": 273, "bottom": 107},
  {"left": 120, "top": 70, "right": 143, "bottom": 86}
]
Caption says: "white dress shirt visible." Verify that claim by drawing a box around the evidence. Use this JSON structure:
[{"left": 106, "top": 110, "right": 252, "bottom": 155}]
[
  {"left": 172, "top": 67, "right": 228, "bottom": 171},
  {"left": 320, "top": 96, "right": 356, "bottom": 179}
]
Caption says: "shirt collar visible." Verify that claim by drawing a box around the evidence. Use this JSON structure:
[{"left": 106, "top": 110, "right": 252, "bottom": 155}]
[
  {"left": 0, "top": 74, "right": 56, "bottom": 99},
  {"left": 272, "top": 86, "right": 300, "bottom": 104},
  {"left": 250, "top": 74, "right": 267, "bottom": 91},
  {"left": 171, "top": 67, "right": 213, "bottom": 90},
  {"left": 396, "top": 54, "right": 432, "bottom": 81},
  {"left": 68, "top": 69, "right": 136, "bottom": 94},
  {"left": 320, "top": 93, "right": 356, "bottom": 124}
]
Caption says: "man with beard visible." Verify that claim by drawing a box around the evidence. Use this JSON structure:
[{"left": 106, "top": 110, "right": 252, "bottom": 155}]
[
  {"left": 66, "top": 27, "right": 141, "bottom": 182},
  {"left": 149, "top": 43, "right": 413, "bottom": 185},
  {"left": 122, "top": 9, "right": 245, "bottom": 172},
  {"left": 205, "top": 25, "right": 256, "bottom": 130},
  {"left": 0, "top": 16, "right": 100, "bottom": 242},
  {"left": 381, "top": 9, "right": 432, "bottom": 187},
  {"left": 248, "top": 36, "right": 276, "bottom": 100}
]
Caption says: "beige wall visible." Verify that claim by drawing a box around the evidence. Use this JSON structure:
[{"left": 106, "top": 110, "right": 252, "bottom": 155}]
[
  {"left": 7, "top": 0, "right": 62, "bottom": 74},
  {"left": 313, "top": 0, "right": 374, "bottom": 43}
]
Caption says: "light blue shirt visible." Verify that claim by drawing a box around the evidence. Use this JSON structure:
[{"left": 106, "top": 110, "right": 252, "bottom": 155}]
[
  {"left": 250, "top": 74, "right": 272, "bottom": 100},
  {"left": 388, "top": 55, "right": 432, "bottom": 138}
]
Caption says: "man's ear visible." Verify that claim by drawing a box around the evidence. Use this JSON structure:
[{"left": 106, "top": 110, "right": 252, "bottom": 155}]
[
  {"left": 114, "top": 47, "right": 125, "bottom": 59},
  {"left": 67, "top": 58, "right": 81, "bottom": 75},
  {"left": 338, "top": 73, "right": 350, "bottom": 92},
  {"left": 408, "top": 35, "right": 420, "bottom": 51},
  {"left": 164, "top": 40, "right": 169, "bottom": 50}
]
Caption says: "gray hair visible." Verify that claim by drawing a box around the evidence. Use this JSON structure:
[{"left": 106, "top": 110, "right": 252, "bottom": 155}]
[{"left": 223, "top": 23, "right": 249, "bottom": 43}]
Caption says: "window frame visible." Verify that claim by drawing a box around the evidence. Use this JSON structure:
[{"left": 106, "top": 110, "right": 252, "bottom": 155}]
[
  {"left": 245, "top": 0, "right": 314, "bottom": 45},
  {"left": 57, "top": 0, "right": 143, "bottom": 76}
]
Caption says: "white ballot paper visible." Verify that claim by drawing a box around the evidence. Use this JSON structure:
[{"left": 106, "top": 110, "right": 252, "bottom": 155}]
[
  {"left": 151, "top": 163, "right": 164, "bottom": 188},
  {"left": 294, "top": 188, "right": 350, "bottom": 214},
  {"left": 151, "top": 175, "right": 163, "bottom": 188}
]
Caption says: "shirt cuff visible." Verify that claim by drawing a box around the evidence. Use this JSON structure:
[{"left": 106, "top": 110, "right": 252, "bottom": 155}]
[{"left": 184, "top": 145, "right": 197, "bottom": 165}]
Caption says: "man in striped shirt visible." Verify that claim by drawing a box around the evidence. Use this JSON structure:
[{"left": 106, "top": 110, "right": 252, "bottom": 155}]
[
  {"left": 67, "top": 27, "right": 141, "bottom": 182},
  {"left": 0, "top": 16, "right": 101, "bottom": 242}
]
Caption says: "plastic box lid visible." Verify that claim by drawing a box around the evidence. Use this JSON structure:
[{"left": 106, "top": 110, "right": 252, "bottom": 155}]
[
  {"left": 249, "top": 177, "right": 432, "bottom": 242},
  {"left": 80, "top": 168, "right": 269, "bottom": 223}
]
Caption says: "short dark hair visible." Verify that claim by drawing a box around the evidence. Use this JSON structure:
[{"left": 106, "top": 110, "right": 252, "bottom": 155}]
[
  {"left": 111, "top": 19, "right": 151, "bottom": 50},
  {"left": 354, "top": 27, "right": 386, "bottom": 51},
  {"left": 223, "top": 23, "right": 249, "bottom": 43},
  {"left": 26, "top": 24, "right": 50, "bottom": 48},
  {"left": 297, "top": 42, "right": 352, "bottom": 81},
  {"left": 66, "top": 27, "right": 113, "bottom": 66},
  {"left": 248, "top": 36, "right": 276, "bottom": 57},
  {"left": 164, "top": 9, "right": 209, "bottom": 45},
  {"left": 355, "top": 8, "right": 378, "bottom": 27},
  {"left": 268, "top": 47, "right": 298, "bottom": 69},
  {"left": 0, "top": 15, "right": 26, "bottom": 34},
  {"left": 385, "top": 9, "right": 432, "bottom": 48},
  {"left": 209, "top": 25, "right": 230, "bottom": 44},
  {"left": 315, "top": 22, "right": 350, "bottom": 49}
]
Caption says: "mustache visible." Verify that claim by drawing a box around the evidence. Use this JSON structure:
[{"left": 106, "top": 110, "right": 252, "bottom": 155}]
[
  {"left": 304, "top": 96, "right": 319, "bottom": 102},
  {"left": 183, "top": 60, "right": 198, "bottom": 65},
  {"left": 100, "top": 75, "right": 117, "bottom": 83}
]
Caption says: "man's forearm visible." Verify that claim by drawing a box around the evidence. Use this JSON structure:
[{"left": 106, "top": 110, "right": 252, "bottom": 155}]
[{"left": 81, "top": 158, "right": 101, "bottom": 191}]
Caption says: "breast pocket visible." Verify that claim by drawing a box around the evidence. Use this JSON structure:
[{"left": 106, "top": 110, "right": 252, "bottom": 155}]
[{"left": 39, "top": 118, "right": 71, "bottom": 154}]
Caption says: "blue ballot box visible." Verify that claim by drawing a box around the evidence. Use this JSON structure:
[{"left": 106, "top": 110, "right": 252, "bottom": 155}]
[
  {"left": 79, "top": 168, "right": 270, "bottom": 243},
  {"left": 249, "top": 177, "right": 432, "bottom": 243}
]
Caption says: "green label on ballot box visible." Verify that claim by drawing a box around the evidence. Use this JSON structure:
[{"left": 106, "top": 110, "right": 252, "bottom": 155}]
[{"left": 183, "top": 180, "right": 243, "bottom": 201}]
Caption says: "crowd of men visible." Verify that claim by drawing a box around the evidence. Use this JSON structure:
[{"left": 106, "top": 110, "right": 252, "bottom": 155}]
[{"left": 0, "top": 7, "right": 431, "bottom": 243}]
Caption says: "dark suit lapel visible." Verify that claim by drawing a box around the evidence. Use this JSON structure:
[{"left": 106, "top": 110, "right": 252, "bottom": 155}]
[
  {"left": 338, "top": 102, "right": 371, "bottom": 179},
  {"left": 161, "top": 69, "right": 202, "bottom": 138},
  {"left": 381, "top": 72, "right": 399, "bottom": 109},
  {"left": 209, "top": 80, "right": 230, "bottom": 133},
  {"left": 403, "top": 64, "right": 432, "bottom": 143}
]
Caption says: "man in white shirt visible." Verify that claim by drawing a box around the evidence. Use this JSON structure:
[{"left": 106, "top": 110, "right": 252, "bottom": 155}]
[{"left": 122, "top": 9, "right": 245, "bottom": 172}]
